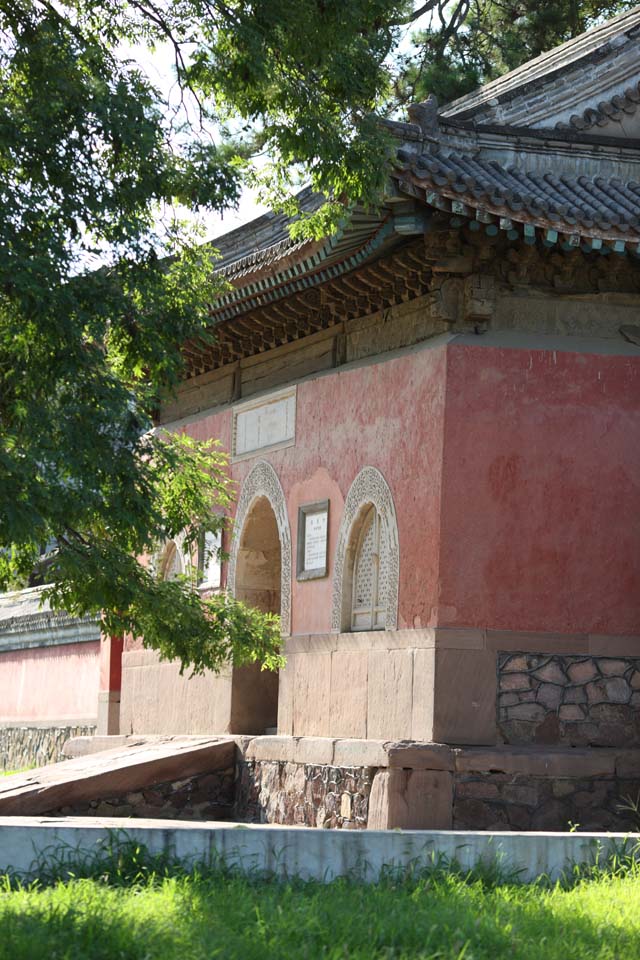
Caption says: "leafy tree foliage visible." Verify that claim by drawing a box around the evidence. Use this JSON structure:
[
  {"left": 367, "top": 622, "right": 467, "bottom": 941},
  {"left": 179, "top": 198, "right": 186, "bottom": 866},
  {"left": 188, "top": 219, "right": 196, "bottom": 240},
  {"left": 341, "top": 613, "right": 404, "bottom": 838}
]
[
  {"left": 0, "top": 0, "right": 411, "bottom": 673},
  {"left": 0, "top": 0, "right": 633, "bottom": 674}
]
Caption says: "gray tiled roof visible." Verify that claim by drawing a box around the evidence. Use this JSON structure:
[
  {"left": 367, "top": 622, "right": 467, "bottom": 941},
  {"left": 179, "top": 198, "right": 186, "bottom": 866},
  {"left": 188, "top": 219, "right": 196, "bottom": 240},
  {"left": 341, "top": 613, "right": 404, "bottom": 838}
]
[
  {"left": 557, "top": 79, "right": 640, "bottom": 132},
  {"left": 212, "top": 187, "right": 322, "bottom": 280},
  {"left": 440, "top": 5, "right": 640, "bottom": 122},
  {"left": 205, "top": 7, "right": 640, "bottom": 302},
  {"left": 397, "top": 147, "right": 640, "bottom": 238}
]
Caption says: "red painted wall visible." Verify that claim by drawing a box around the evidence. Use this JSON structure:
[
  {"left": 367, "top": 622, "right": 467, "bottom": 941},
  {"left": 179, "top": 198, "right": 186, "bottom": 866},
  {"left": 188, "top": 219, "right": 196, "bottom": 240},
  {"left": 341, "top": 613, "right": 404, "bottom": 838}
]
[
  {"left": 185, "top": 345, "right": 448, "bottom": 634},
  {"left": 438, "top": 343, "right": 640, "bottom": 635},
  {"left": 151, "top": 338, "right": 639, "bottom": 644},
  {"left": 0, "top": 641, "right": 100, "bottom": 722}
]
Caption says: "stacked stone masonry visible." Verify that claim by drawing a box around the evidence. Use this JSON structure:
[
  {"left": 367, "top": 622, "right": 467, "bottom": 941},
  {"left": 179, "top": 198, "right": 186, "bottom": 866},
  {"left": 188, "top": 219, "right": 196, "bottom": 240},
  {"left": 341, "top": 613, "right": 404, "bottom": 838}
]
[
  {"left": 235, "top": 760, "right": 372, "bottom": 829},
  {"left": 34, "top": 745, "right": 370, "bottom": 829},
  {"left": 10, "top": 735, "right": 640, "bottom": 833},
  {"left": 1, "top": 725, "right": 96, "bottom": 773},
  {"left": 498, "top": 654, "right": 640, "bottom": 747}
]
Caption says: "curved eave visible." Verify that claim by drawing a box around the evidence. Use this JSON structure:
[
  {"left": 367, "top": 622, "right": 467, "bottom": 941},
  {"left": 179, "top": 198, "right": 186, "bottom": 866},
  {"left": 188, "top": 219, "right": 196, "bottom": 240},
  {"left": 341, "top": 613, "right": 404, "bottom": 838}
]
[
  {"left": 209, "top": 214, "right": 404, "bottom": 323},
  {"left": 218, "top": 236, "right": 325, "bottom": 284},
  {"left": 393, "top": 166, "right": 640, "bottom": 253},
  {"left": 439, "top": 6, "right": 640, "bottom": 123}
]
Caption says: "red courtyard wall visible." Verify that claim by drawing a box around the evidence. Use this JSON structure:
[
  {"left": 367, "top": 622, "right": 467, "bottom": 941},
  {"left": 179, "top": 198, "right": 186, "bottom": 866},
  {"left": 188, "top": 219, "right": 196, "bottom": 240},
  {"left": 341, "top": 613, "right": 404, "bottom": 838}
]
[{"left": 0, "top": 641, "right": 100, "bottom": 723}]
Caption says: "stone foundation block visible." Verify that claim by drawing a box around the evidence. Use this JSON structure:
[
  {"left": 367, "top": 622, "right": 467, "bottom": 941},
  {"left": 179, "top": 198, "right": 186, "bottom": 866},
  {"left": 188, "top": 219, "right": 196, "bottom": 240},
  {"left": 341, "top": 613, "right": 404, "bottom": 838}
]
[
  {"left": 333, "top": 738, "right": 389, "bottom": 768},
  {"left": 368, "top": 768, "right": 453, "bottom": 830},
  {"left": 386, "top": 741, "right": 453, "bottom": 770},
  {"left": 432, "top": 649, "right": 496, "bottom": 745}
]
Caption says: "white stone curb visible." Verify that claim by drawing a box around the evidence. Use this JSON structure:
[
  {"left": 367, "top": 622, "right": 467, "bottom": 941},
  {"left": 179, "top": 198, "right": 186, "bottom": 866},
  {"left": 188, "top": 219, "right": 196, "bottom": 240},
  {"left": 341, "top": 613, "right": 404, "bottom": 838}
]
[{"left": 0, "top": 817, "right": 638, "bottom": 883}]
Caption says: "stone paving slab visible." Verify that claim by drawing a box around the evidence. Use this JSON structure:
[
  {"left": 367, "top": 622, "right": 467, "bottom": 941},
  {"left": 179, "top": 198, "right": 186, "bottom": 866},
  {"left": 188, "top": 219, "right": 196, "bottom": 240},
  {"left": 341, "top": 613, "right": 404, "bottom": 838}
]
[{"left": 0, "top": 737, "right": 235, "bottom": 816}]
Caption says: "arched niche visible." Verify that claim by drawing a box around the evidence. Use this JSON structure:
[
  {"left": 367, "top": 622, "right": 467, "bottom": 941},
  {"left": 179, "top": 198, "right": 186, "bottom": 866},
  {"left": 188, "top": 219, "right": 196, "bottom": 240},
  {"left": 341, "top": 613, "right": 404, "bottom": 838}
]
[
  {"left": 152, "top": 533, "right": 189, "bottom": 582},
  {"left": 331, "top": 466, "right": 399, "bottom": 633},
  {"left": 227, "top": 459, "right": 292, "bottom": 636}
]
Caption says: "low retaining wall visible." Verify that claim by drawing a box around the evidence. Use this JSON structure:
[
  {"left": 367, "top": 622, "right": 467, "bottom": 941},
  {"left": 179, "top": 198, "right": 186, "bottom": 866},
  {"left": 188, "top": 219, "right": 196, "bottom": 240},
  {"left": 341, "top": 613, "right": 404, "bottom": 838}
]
[
  {"left": 1, "top": 724, "right": 96, "bottom": 772},
  {"left": 236, "top": 739, "right": 640, "bottom": 833},
  {"left": 1, "top": 817, "right": 638, "bottom": 884},
  {"left": 235, "top": 738, "right": 640, "bottom": 833},
  {"left": 453, "top": 749, "right": 640, "bottom": 832}
]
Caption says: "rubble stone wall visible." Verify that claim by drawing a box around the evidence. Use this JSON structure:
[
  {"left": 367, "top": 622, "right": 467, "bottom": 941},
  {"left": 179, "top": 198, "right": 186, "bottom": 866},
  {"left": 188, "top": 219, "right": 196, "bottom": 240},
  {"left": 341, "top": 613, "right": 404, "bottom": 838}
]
[
  {"left": 453, "top": 771, "right": 640, "bottom": 832},
  {"left": 14, "top": 733, "right": 640, "bottom": 834},
  {"left": 235, "top": 759, "right": 373, "bottom": 829},
  {"left": 49, "top": 766, "right": 236, "bottom": 820},
  {"left": 1, "top": 724, "right": 96, "bottom": 772},
  {"left": 498, "top": 653, "right": 640, "bottom": 746}
]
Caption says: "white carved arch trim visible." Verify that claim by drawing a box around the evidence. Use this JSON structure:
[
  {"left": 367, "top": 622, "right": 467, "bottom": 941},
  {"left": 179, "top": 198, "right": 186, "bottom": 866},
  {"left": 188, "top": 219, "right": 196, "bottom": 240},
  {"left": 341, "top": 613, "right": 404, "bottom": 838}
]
[
  {"left": 226, "top": 459, "right": 292, "bottom": 636},
  {"left": 159, "top": 539, "right": 184, "bottom": 581},
  {"left": 150, "top": 528, "right": 222, "bottom": 589},
  {"left": 331, "top": 466, "right": 399, "bottom": 633},
  {"left": 151, "top": 531, "right": 189, "bottom": 582}
]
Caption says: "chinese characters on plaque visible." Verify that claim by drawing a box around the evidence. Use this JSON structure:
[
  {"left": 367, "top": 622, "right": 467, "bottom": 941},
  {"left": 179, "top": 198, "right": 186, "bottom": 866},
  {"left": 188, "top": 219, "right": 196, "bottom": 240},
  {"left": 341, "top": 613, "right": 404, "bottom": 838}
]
[{"left": 297, "top": 500, "right": 329, "bottom": 580}]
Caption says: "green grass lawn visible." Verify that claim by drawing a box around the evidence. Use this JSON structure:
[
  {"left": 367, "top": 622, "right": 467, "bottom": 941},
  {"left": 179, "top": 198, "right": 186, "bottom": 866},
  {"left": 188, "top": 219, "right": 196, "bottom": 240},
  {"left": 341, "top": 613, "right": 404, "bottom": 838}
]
[{"left": 0, "top": 855, "right": 638, "bottom": 960}]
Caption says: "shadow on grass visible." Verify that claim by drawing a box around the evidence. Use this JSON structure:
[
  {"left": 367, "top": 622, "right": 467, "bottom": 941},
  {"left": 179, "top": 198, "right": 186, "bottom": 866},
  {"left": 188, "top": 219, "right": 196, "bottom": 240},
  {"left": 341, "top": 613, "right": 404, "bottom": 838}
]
[{"left": 1, "top": 857, "right": 638, "bottom": 960}]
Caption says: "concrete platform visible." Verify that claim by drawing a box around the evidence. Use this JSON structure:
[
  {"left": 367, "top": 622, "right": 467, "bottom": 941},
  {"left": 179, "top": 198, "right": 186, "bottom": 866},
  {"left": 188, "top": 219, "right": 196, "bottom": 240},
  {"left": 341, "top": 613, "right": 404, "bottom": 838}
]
[{"left": 0, "top": 816, "right": 637, "bottom": 883}]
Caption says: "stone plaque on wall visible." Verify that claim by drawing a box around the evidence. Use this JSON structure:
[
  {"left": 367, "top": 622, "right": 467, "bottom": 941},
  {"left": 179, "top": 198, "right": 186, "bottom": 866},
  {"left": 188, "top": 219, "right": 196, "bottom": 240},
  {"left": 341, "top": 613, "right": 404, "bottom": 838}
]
[
  {"left": 232, "top": 386, "right": 296, "bottom": 460},
  {"left": 297, "top": 500, "right": 329, "bottom": 580}
]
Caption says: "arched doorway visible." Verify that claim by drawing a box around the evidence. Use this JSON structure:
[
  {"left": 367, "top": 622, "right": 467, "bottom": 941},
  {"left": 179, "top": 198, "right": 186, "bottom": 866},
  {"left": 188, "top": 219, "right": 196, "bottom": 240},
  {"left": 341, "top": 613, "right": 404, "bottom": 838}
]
[
  {"left": 230, "top": 495, "right": 282, "bottom": 733},
  {"left": 235, "top": 496, "right": 281, "bottom": 616}
]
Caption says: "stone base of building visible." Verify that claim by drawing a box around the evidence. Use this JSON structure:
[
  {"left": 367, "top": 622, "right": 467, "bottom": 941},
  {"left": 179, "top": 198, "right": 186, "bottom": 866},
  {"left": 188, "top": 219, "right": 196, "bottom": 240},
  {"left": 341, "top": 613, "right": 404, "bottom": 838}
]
[
  {"left": 233, "top": 737, "right": 640, "bottom": 832},
  {"left": 52, "top": 734, "right": 640, "bottom": 833},
  {"left": 1, "top": 723, "right": 97, "bottom": 772},
  {"left": 120, "top": 633, "right": 640, "bottom": 751}
]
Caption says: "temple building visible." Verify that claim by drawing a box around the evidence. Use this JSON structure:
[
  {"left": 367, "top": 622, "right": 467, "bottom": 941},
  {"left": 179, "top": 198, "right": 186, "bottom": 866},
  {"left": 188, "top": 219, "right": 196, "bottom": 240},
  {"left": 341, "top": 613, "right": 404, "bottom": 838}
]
[{"left": 1, "top": 8, "right": 639, "bottom": 829}]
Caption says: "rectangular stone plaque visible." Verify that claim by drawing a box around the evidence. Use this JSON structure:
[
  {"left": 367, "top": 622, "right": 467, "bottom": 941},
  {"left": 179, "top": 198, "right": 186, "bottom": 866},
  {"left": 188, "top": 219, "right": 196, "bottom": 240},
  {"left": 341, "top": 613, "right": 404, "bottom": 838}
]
[
  {"left": 297, "top": 500, "right": 329, "bottom": 580},
  {"left": 233, "top": 387, "right": 296, "bottom": 460}
]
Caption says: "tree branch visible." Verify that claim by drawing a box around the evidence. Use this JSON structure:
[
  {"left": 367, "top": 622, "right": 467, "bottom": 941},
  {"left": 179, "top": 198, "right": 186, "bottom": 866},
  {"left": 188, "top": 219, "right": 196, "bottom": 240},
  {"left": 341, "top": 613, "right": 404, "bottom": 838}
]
[
  {"left": 389, "top": 0, "right": 440, "bottom": 27},
  {"left": 127, "top": 0, "right": 208, "bottom": 123}
]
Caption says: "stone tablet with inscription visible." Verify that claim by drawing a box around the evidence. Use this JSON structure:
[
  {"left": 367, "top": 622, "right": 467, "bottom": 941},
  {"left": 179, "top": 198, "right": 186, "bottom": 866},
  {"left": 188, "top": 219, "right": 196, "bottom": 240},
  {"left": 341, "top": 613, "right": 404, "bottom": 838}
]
[
  {"left": 304, "top": 511, "right": 328, "bottom": 571},
  {"left": 297, "top": 500, "right": 329, "bottom": 579}
]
